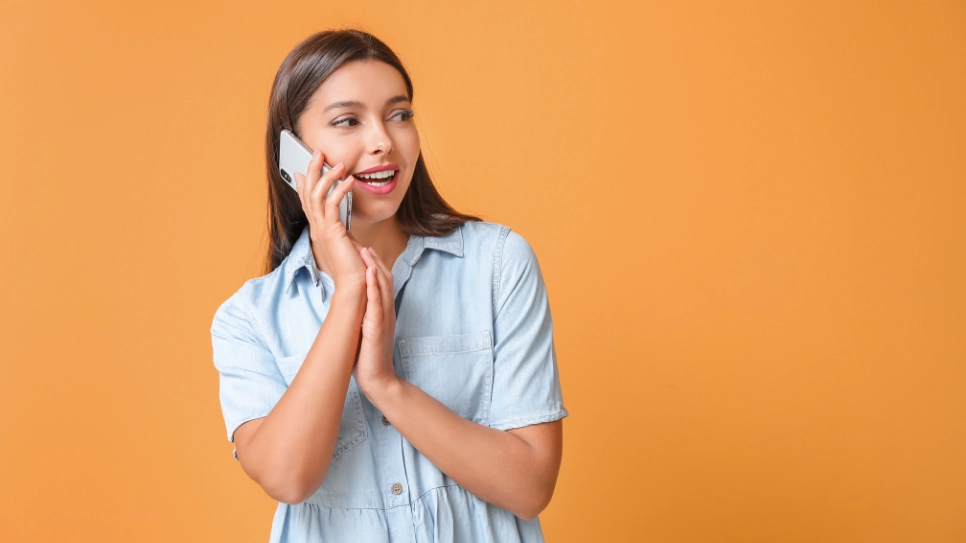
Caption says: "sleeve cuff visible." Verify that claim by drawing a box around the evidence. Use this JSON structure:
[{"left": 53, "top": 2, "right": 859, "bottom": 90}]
[
  {"left": 226, "top": 412, "right": 272, "bottom": 443},
  {"left": 488, "top": 409, "right": 569, "bottom": 431}
]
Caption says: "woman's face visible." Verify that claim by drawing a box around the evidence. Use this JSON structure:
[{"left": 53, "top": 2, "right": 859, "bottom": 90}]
[{"left": 295, "top": 60, "right": 419, "bottom": 227}]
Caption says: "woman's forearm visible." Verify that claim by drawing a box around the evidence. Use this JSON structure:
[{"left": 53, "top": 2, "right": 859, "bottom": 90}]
[
  {"left": 367, "top": 378, "right": 562, "bottom": 520},
  {"left": 245, "top": 288, "right": 366, "bottom": 503}
]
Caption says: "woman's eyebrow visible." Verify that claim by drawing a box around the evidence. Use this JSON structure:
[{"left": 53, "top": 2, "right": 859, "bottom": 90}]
[{"left": 323, "top": 95, "right": 411, "bottom": 112}]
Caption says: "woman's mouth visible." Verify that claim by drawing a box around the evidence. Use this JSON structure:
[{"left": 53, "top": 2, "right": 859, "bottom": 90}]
[{"left": 352, "top": 169, "right": 398, "bottom": 195}]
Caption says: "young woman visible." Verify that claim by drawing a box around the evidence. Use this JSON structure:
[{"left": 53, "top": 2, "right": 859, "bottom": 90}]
[{"left": 212, "top": 29, "right": 568, "bottom": 542}]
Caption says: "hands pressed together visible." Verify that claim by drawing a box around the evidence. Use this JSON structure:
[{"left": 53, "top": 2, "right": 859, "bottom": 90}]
[
  {"left": 353, "top": 245, "right": 399, "bottom": 397},
  {"left": 294, "top": 149, "right": 401, "bottom": 400}
]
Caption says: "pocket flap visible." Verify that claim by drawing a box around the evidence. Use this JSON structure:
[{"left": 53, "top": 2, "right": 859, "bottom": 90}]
[{"left": 399, "top": 330, "right": 492, "bottom": 358}]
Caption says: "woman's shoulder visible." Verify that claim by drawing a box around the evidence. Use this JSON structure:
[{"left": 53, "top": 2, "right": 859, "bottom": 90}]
[
  {"left": 210, "top": 264, "right": 289, "bottom": 331},
  {"left": 456, "top": 220, "right": 537, "bottom": 265}
]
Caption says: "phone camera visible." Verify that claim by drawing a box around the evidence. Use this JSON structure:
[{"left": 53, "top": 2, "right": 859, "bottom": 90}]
[{"left": 280, "top": 169, "right": 291, "bottom": 183}]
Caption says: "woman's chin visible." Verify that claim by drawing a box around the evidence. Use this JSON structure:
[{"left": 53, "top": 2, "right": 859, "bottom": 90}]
[{"left": 349, "top": 206, "right": 402, "bottom": 229}]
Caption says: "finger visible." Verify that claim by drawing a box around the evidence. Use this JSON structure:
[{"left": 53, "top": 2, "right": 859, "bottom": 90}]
[
  {"left": 364, "top": 266, "right": 383, "bottom": 330},
  {"left": 361, "top": 266, "right": 375, "bottom": 331},
  {"left": 367, "top": 249, "right": 394, "bottom": 304},
  {"left": 306, "top": 149, "right": 326, "bottom": 184},
  {"left": 368, "top": 248, "right": 394, "bottom": 284},
  {"left": 324, "top": 175, "right": 356, "bottom": 229},
  {"left": 359, "top": 245, "right": 376, "bottom": 267},
  {"left": 302, "top": 151, "right": 325, "bottom": 212},
  {"left": 312, "top": 162, "right": 345, "bottom": 219},
  {"left": 368, "top": 248, "right": 394, "bottom": 316},
  {"left": 357, "top": 245, "right": 375, "bottom": 268}
]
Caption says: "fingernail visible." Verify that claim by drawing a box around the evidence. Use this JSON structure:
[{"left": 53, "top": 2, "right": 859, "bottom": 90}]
[
  {"left": 312, "top": 150, "right": 320, "bottom": 158},
  {"left": 335, "top": 162, "right": 344, "bottom": 169}
]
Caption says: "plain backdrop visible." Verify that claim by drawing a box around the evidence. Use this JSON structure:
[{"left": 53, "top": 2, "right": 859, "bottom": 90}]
[{"left": 1, "top": 1, "right": 964, "bottom": 541}]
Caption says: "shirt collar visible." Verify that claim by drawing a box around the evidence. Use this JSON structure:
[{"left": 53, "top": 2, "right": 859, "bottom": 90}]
[
  {"left": 281, "top": 223, "right": 465, "bottom": 290},
  {"left": 281, "top": 226, "right": 318, "bottom": 291},
  {"left": 402, "top": 224, "right": 464, "bottom": 266}
]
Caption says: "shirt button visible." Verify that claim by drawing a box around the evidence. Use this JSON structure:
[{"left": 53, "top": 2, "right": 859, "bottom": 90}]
[
  {"left": 391, "top": 483, "right": 403, "bottom": 495},
  {"left": 381, "top": 415, "right": 391, "bottom": 426}
]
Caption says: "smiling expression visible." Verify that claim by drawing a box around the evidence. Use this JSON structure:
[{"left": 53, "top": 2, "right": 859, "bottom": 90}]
[{"left": 295, "top": 60, "right": 420, "bottom": 226}]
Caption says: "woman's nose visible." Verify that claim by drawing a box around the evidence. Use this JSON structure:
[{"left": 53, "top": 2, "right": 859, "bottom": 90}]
[{"left": 366, "top": 121, "right": 393, "bottom": 155}]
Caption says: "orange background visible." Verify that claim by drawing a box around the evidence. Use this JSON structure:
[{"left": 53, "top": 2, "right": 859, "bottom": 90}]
[{"left": 2, "top": 1, "right": 964, "bottom": 541}]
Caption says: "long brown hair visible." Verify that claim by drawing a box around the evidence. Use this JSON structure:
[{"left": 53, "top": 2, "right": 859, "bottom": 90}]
[{"left": 264, "top": 29, "right": 480, "bottom": 273}]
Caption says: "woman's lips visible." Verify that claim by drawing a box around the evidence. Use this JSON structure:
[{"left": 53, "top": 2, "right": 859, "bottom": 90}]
[{"left": 352, "top": 172, "right": 398, "bottom": 195}]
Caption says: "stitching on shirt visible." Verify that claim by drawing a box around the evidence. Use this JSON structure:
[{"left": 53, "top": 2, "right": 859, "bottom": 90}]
[
  {"left": 301, "top": 484, "right": 464, "bottom": 511},
  {"left": 489, "top": 226, "right": 511, "bottom": 430},
  {"left": 226, "top": 412, "right": 272, "bottom": 440},
  {"left": 398, "top": 330, "right": 492, "bottom": 357},
  {"left": 494, "top": 240, "right": 535, "bottom": 318},
  {"left": 492, "top": 226, "right": 511, "bottom": 314},
  {"left": 488, "top": 410, "right": 569, "bottom": 430},
  {"left": 400, "top": 345, "right": 490, "bottom": 357},
  {"left": 239, "top": 296, "right": 275, "bottom": 357}
]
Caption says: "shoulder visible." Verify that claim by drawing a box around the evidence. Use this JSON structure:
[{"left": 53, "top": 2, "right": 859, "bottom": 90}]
[
  {"left": 457, "top": 221, "right": 543, "bottom": 307},
  {"left": 457, "top": 220, "right": 536, "bottom": 266},
  {"left": 210, "top": 265, "right": 287, "bottom": 336}
]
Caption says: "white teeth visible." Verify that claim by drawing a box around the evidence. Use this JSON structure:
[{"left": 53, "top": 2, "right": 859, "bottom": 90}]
[
  {"left": 364, "top": 180, "right": 391, "bottom": 187},
  {"left": 356, "top": 169, "right": 396, "bottom": 180}
]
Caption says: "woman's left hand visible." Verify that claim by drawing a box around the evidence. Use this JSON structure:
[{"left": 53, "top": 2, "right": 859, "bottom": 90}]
[{"left": 353, "top": 247, "right": 401, "bottom": 398}]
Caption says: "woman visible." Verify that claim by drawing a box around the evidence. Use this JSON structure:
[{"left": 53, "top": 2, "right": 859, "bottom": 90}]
[{"left": 212, "top": 29, "right": 568, "bottom": 542}]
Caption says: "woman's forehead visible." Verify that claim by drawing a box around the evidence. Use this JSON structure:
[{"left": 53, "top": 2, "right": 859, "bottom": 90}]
[{"left": 310, "top": 60, "right": 409, "bottom": 109}]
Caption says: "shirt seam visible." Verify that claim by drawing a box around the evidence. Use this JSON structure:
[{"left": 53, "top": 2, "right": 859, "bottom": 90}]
[
  {"left": 489, "top": 410, "right": 569, "bottom": 431},
  {"left": 300, "top": 483, "right": 464, "bottom": 511},
  {"left": 237, "top": 293, "right": 274, "bottom": 357},
  {"left": 495, "top": 235, "right": 534, "bottom": 318},
  {"left": 401, "top": 346, "right": 490, "bottom": 357},
  {"left": 492, "top": 226, "right": 511, "bottom": 313},
  {"left": 227, "top": 412, "right": 273, "bottom": 433},
  {"left": 489, "top": 225, "right": 511, "bottom": 430}
]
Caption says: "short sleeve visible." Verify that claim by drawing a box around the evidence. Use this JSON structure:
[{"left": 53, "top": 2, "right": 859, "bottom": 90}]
[
  {"left": 488, "top": 230, "right": 568, "bottom": 431},
  {"left": 211, "top": 293, "right": 287, "bottom": 459}
]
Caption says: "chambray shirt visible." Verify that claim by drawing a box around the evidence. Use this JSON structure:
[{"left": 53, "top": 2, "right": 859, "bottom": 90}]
[{"left": 211, "top": 221, "right": 568, "bottom": 543}]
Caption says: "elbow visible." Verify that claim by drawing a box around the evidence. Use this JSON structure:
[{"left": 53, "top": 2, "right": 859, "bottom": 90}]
[
  {"left": 267, "top": 483, "right": 307, "bottom": 506},
  {"left": 512, "top": 487, "right": 555, "bottom": 521},
  {"left": 265, "top": 478, "right": 319, "bottom": 505},
  {"left": 274, "top": 490, "right": 309, "bottom": 506},
  {"left": 513, "top": 504, "right": 544, "bottom": 522},
  {"left": 260, "top": 465, "right": 329, "bottom": 505}
]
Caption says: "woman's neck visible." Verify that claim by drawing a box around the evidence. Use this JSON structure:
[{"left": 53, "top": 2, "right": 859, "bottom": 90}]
[{"left": 348, "top": 215, "right": 410, "bottom": 271}]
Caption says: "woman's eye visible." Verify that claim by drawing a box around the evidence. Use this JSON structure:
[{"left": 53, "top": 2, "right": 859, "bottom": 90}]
[
  {"left": 390, "top": 110, "right": 415, "bottom": 122},
  {"left": 331, "top": 117, "right": 358, "bottom": 127}
]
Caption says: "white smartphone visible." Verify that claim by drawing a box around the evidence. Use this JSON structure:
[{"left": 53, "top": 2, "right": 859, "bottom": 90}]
[{"left": 279, "top": 129, "right": 352, "bottom": 230}]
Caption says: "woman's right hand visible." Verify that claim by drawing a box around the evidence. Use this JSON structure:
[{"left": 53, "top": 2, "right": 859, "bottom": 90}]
[{"left": 294, "top": 150, "right": 366, "bottom": 294}]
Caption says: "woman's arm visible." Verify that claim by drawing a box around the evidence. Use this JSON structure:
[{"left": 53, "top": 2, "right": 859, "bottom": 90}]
[
  {"left": 235, "top": 155, "right": 368, "bottom": 504},
  {"left": 369, "top": 380, "right": 563, "bottom": 520},
  {"left": 233, "top": 286, "right": 365, "bottom": 504}
]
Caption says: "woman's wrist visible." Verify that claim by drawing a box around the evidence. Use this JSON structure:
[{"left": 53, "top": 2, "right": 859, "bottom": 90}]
[
  {"left": 330, "top": 285, "right": 367, "bottom": 313},
  {"left": 363, "top": 373, "right": 405, "bottom": 410}
]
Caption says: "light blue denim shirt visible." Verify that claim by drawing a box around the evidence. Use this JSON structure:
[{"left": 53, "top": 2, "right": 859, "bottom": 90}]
[{"left": 211, "top": 220, "right": 568, "bottom": 543}]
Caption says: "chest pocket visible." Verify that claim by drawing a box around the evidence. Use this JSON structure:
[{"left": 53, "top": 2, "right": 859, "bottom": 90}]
[
  {"left": 274, "top": 350, "right": 368, "bottom": 461},
  {"left": 398, "top": 330, "right": 493, "bottom": 425}
]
